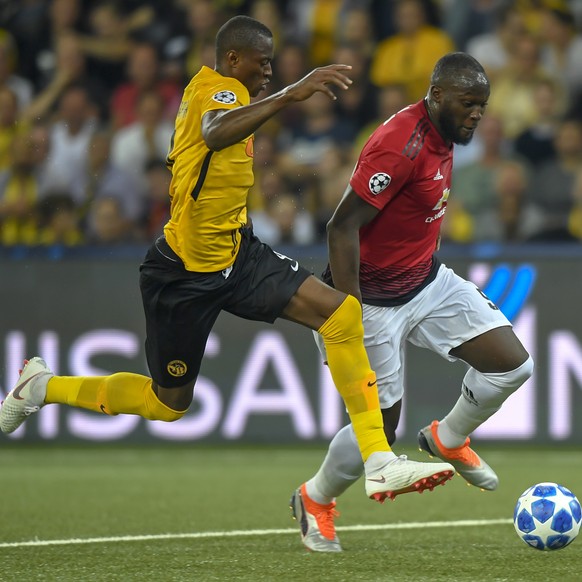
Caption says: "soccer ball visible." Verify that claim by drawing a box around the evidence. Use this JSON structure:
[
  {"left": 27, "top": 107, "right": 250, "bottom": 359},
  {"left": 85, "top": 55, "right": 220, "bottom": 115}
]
[{"left": 513, "top": 482, "right": 581, "bottom": 550}]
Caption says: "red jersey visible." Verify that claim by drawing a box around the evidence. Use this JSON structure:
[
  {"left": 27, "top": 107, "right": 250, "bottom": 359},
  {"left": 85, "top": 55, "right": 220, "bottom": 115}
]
[{"left": 326, "top": 99, "right": 453, "bottom": 306}]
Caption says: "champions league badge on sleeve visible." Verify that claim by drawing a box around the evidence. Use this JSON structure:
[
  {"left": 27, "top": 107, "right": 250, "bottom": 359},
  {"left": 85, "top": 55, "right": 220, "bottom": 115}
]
[
  {"left": 369, "top": 172, "right": 391, "bottom": 195},
  {"left": 212, "top": 90, "right": 237, "bottom": 104}
]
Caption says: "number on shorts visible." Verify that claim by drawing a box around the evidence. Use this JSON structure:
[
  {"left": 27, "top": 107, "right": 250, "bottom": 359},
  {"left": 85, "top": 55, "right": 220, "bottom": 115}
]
[{"left": 476, "top": 287, "right": 499, "bottom": 311}]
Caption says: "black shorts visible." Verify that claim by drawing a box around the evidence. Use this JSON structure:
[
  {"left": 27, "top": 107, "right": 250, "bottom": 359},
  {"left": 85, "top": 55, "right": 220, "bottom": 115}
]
[{"left": 139, "top": 227, "right": 311, "bottom": 387}]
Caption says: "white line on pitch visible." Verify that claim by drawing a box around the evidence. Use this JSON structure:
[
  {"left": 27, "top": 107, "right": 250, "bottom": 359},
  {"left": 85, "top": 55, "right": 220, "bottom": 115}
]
[{"left": 0, "top": 518, "right": 512, "bottom": 549}]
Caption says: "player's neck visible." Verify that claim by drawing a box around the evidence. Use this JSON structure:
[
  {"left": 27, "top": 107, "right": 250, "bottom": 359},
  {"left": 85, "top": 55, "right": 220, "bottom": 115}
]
[
  {"left": 423, "top": 97, "right": 437, "bottom": 128},
  {"left": 424, "top": 97, "right": 450, "bottom": 146}
]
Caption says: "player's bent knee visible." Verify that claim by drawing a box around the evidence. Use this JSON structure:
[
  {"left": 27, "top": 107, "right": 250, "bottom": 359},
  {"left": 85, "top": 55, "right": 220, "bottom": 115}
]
[
  {"left": 338, "top": 294, "right": 363, "bottom": 332},
  {"left": 146, "top": 384, "right": 189, "bottom": 421},
  {"left": 319, "top": 294, "right": 363, "bottom": 344},
  {"left": 494, "top": 356, "right": 534, "bottom": 392},
  {"left": 504, "top": 355, "right": 534, "bottom": 390},
  {"left": 465, "top": 355, "right": 534, "bottom": 406}
]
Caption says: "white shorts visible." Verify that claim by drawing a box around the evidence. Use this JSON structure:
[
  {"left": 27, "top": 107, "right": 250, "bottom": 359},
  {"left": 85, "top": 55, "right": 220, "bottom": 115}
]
[{"left": 314, "top": 264, "right": 511, "bottom": 408}]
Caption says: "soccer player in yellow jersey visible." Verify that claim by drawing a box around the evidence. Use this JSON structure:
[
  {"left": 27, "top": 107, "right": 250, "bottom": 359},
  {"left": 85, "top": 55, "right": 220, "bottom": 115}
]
[{"left": 0, "top": 16, "right": 453, "bottom": 525}]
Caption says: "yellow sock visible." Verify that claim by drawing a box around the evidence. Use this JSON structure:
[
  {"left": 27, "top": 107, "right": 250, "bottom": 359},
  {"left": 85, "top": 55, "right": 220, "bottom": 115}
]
[
  {"left": 45, "top": 373, "right": 186, "bottom": 422},
  {"left": 318, "top": 295, "right": 390, "bottom": 460}
]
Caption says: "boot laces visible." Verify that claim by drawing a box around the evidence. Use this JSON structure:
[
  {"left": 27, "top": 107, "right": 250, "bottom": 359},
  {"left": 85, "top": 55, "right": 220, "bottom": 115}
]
[{"left": 313, "top": 503, "right": 339, "bottom": 540}]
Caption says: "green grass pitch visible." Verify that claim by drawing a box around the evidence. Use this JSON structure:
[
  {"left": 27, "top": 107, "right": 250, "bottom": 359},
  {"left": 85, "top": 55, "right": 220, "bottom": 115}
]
[{"left": 0, "top": 444, "right": 580, "bottom": 581}]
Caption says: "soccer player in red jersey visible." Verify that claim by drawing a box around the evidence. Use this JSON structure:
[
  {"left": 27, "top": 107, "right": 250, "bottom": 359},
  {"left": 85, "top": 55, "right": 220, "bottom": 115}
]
[{"left": 291, "top": 52, "right": 534, "bottom": 552}]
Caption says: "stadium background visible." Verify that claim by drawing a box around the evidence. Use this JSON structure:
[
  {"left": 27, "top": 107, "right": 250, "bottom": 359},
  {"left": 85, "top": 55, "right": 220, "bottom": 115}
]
[
  {"left": 1, "top": 0, "right": 582, "bottom": 445},
  {"left": 2, "top": 246, "right": 582, "bottom": 444}
]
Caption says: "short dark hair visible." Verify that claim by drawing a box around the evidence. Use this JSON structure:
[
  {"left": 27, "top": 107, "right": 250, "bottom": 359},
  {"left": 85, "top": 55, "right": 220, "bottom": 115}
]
[
  {"left": 215, "top": 16, "right": 272, "bottom": 60},
  {"left": 431, "top": 52, "right": 488, "bottom": 87}
]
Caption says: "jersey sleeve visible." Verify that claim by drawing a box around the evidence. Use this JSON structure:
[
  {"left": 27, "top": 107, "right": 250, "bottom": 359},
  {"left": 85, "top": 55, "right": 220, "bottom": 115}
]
[
  {"left": 350, "top": 133, "right": 414, "bottom": 210},
  {"left": 199, "top": 79, "right": 250, "bottom": 116}
]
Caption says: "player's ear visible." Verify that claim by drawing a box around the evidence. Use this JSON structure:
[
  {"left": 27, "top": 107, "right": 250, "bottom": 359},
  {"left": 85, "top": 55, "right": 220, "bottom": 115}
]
[
  {"left": 429, "top": 85, "right": 442, "bottom": 103},
  {"left": 226, "top": 50, "right": 239, "bottom": 68}
]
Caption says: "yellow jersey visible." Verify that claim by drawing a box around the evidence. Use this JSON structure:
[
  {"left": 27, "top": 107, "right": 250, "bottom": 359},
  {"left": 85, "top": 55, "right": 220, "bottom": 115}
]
[{"left": 164, "top": 66, "right": 254, "bottom": 272}]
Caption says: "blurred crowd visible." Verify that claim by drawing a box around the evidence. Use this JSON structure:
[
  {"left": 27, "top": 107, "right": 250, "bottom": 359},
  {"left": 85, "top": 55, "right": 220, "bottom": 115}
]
[{"left": 1, "top": 0, "right": 582, "bottom": 249}]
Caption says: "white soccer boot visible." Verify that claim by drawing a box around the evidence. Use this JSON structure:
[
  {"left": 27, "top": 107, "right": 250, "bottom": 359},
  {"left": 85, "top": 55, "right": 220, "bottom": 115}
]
[
  {"left": 364, "top": 452, "right": 455, "bottom": 503},
  {"left": 0, "top": 357, "right": 53, "bottom": 434}
]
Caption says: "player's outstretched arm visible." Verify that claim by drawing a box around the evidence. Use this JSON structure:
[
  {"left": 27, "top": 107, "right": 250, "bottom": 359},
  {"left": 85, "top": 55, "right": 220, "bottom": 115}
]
[
  {"left": 327, "top": 185, "right": 378, "bottom": 303},
  {"left": 202, "top": 64, "right": 352, "bottom": 151},
  {"left": 284, "top": 64, "right": 353, "bottom": 101}
]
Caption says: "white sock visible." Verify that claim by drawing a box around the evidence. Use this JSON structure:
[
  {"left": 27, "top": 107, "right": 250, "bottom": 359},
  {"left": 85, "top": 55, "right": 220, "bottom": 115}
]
[
  {"left": 364, "top": 450, "right": 398, "bottom": 473},
  {"left": 438, "top": 358, "right": 534, "bottom": 448},
  {"left": 437, "top": 397, "right": 475, "bottom": 448},
  {"left": 305, "top": 424, "right": 366, "bottom": 504}
]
